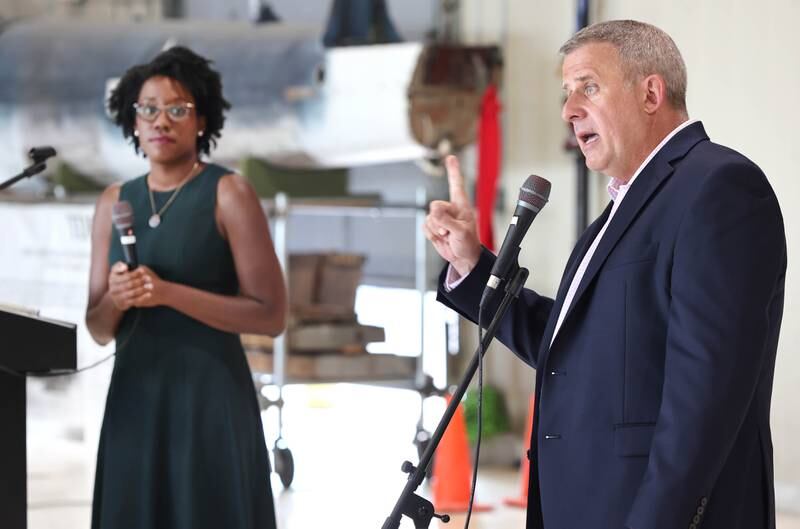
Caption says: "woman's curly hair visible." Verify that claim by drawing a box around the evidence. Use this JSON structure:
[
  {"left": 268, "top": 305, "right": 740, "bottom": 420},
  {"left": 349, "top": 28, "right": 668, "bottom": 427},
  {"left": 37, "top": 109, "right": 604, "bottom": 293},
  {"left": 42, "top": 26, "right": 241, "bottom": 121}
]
[{"left": 107, "top": 46, "right": 231, "bottom": 156}]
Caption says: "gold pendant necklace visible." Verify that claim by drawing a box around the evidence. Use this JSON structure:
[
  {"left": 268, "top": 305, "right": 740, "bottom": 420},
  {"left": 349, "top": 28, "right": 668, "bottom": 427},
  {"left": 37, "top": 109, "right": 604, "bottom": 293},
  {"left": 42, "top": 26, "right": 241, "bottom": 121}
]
[{"left": 147, "top": 161, "right": 200, "bottom": 228}]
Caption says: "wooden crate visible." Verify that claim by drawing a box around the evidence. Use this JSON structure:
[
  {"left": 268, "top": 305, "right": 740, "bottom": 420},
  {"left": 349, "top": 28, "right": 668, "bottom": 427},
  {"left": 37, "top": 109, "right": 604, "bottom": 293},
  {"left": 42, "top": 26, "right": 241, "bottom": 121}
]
[
  {"left": 241, "top": 322, "right": 385, "bottom": 356},
  {"left": 245, "top": 350, "right": 416, "bottom": 383},
  {"left": 287, "top": 252, "right": 365, "bottom": 322}
]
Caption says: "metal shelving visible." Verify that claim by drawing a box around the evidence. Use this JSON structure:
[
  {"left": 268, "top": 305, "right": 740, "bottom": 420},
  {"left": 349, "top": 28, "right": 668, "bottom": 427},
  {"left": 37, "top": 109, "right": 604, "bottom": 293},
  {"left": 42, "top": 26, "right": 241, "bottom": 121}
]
[{"left": 247, "top": 189, "right": 447, "bottom": 488}]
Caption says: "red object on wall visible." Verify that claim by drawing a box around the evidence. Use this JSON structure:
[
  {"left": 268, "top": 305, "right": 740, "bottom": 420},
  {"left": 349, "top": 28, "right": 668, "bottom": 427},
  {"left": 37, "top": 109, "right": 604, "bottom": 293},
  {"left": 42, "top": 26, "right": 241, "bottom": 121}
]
[{"left": 476, "top": 83, "right": 502, "bottom": 251}]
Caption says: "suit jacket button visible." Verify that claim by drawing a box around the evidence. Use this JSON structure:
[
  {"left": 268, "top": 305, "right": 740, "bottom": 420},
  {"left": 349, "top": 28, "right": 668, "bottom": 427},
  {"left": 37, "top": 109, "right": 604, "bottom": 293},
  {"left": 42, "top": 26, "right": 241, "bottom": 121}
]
[
  {"left": 697, "top": 506, "right": 705, "bottom": 515},
  {"left": 700, "top": 497, "right": 708, "bottom": 506},
  {"left": 693, "top": 514, "right": 701, "bottom": 524},
  {"left": 689, "top": 524, "right": 697, "bottom": 529}
]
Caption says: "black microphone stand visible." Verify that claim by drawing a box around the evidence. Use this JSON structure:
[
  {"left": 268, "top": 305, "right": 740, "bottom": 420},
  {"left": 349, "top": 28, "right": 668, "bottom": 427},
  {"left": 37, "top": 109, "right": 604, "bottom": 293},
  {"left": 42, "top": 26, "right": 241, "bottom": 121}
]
[
  {"left": 0, "top": 161, "right": 48, "bottom": 191},
  {"left": 382, "top": 266, "right": 529, "bottom": 529}
]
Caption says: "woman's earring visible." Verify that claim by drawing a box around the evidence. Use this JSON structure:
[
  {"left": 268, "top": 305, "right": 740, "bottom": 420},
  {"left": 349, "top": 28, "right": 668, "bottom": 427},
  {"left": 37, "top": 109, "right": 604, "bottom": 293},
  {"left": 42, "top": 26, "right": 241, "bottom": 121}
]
[
  {"left": 133, "top": 130, "right": 139, "bottom": 137},
  {"left": 197, "top": 130, "right": 204, "bottom": 137}
]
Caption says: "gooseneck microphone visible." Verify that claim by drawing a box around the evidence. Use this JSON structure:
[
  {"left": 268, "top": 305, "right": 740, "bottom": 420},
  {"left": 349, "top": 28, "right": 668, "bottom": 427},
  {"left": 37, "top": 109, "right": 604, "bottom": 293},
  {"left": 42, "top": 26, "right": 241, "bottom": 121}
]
[
  {"left": 111, "top": 201, "right": 138, "bottom": 270},
  {"left": 0, "top": 146, "right": 58, "bottom": 191},
  {"left": 28, "top": 146, "right": 57, "bottom": 163},
  {"left": 480, "top": 174, "right": 551, "bottom": 309}
]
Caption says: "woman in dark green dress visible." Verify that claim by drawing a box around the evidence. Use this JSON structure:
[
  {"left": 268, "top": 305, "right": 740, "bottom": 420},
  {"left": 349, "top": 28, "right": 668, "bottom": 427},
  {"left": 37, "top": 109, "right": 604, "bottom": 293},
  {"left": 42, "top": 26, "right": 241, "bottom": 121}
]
[{"left": 85, "top": 47, "right": 286, "bottom": 529}]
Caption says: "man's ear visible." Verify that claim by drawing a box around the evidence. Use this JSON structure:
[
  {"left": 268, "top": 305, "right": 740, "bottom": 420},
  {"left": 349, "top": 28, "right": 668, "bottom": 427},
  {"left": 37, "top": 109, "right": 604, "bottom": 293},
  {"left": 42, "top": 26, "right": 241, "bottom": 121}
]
[{"left": 642, "top": 74, "right": 667, "bottom": 115}]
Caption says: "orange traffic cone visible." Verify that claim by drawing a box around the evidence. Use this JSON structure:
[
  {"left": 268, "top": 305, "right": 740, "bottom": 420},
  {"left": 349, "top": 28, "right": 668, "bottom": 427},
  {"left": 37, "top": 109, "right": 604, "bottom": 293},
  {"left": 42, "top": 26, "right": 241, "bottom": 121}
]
[
  {"left": 503, "top": 394, "right": 535, "bottom": 508},
  {"left": 431, "top": 394, "right": 493, "bottom": 513}
]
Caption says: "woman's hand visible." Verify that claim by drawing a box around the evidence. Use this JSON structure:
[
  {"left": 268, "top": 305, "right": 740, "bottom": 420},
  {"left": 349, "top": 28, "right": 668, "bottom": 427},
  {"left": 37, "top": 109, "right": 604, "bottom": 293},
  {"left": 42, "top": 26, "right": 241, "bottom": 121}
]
[
  {"left": 131, "top": 265, "right": 170, "bottom": 308},
  {"left": 107, "top": 263, "right": 170, "bottom": 310},
  {"left": 107, "top": 262, "right": 149, "bottom": 311}
]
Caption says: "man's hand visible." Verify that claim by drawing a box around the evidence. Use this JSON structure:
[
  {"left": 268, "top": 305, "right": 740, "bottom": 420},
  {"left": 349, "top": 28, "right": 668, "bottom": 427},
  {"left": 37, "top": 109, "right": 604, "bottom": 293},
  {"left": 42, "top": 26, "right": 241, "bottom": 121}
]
[{"left": 423, "top": 155, "right": 481, "bottom": 278}]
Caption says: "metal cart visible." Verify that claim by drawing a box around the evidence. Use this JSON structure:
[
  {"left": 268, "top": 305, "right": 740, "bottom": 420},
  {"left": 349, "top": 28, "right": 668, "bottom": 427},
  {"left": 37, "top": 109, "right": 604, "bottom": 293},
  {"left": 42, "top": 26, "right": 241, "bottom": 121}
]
[{"left": 247, "top": 190, "right": 451, "bottom": 488}]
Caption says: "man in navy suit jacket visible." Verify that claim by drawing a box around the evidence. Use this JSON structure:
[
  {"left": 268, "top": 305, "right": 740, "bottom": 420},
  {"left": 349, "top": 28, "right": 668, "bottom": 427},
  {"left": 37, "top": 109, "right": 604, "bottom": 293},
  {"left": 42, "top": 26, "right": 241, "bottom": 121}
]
[{"left": 424, "top": 20, "right": 786, "bottom": 529}]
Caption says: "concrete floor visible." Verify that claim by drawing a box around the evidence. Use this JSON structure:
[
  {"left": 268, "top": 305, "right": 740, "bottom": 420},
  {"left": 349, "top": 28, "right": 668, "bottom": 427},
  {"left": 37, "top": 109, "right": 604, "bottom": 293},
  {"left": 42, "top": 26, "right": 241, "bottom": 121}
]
[
  {"left": 26, "top": 383, "right": 800, "bottom": 529},
  {"left": 26, "top": 440, "right": 800, "bottom": 529}
]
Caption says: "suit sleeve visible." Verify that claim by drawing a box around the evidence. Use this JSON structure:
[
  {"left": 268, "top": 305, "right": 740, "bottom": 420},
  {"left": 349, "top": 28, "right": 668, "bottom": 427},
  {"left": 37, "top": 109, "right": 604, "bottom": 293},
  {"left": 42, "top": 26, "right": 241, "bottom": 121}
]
[
  {"left": 436, "top": 247, "right": 555, "bottom": 369},
  {"left": 625, "top": 161, "right": 786, "bottom": 529}
]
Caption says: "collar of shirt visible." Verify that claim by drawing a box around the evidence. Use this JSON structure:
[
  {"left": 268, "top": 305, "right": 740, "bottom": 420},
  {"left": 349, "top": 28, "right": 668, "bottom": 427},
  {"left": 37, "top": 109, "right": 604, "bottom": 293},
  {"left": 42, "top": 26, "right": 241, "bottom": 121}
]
[{"left": 606, "top": 118, "right": 699, "bottom": 203}]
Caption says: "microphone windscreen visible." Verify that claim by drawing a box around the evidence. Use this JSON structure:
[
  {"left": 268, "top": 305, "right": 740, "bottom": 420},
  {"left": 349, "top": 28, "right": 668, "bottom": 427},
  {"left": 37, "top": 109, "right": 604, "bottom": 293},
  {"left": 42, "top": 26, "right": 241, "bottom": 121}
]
[
  {"left": 519, "top": 175, "right": 551, "bottom": 211},
  {"left": 28, "top": 146, "right": 57, "bottom": 162},
  {"left": 112, "top": 201, "right": 134, "bottom": 232}
]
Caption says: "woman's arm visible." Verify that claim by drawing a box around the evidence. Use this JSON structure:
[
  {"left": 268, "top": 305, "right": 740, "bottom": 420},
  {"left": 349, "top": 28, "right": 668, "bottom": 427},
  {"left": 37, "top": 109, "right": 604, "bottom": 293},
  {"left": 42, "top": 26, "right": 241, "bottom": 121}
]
[
  {"left": 134, "top": 173, "right": 287, "bottom": 336},
  {"left": 86, "top": 184, "right": 150, "bottom": 345}
]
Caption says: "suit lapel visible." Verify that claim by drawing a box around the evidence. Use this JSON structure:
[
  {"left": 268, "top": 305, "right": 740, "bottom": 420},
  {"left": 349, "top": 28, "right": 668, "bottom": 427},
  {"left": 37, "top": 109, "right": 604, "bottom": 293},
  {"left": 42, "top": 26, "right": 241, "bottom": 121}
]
[
  {"left": 549, "top": 204, "right": 611, "bottom": 331},
  {"left": 548, "top": 121, "right": 709, "bottom": 351},
  {"left": 535, "top": 203, "right": 612, "bottom": 367}
]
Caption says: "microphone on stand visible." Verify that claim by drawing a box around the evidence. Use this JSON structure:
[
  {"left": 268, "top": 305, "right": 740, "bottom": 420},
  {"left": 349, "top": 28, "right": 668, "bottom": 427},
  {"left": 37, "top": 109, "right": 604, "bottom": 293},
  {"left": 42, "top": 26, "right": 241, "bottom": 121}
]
[
  {"left": 111, "top": 201, "right": 138, "bottom": 270},
  {"left": 0, "top": 146, "right": 58, "bottom": 191},
  {"left": 480, "top": 174, "right": 551, "bottom": 310},
  {"left": 28, "top": 146, "right": 57, "bottom": 164}
]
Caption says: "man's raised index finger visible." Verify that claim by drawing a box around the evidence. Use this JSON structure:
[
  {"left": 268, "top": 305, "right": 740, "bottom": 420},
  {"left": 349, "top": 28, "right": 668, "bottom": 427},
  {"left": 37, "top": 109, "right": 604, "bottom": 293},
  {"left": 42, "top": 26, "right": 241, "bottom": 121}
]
[{"left": 445, "top": 155, "right": 469, "bottom": 206}]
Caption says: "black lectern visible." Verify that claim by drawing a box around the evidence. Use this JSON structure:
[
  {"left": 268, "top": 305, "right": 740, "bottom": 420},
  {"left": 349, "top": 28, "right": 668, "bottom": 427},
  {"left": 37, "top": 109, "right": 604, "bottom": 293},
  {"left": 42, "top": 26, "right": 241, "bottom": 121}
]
[{"left": 0, "top": 306, "right": 77, "bottom": 529}]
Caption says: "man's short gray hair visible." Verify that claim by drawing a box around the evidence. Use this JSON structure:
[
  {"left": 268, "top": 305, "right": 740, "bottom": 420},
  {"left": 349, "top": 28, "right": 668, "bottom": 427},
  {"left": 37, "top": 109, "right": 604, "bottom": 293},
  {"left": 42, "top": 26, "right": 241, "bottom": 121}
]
[{"left": 559, "top": 20, "right": 688, "bottom": 113}]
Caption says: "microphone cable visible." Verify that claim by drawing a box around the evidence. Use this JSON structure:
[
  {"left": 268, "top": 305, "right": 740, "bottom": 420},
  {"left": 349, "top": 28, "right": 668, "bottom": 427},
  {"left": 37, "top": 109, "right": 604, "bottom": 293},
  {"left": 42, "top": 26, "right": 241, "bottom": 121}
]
[
  {"left": 0, "top": 309, "right": 141, "bottom": 379},
  {"left": 463, "top": 303, "right": 487, "bottom": 529}
]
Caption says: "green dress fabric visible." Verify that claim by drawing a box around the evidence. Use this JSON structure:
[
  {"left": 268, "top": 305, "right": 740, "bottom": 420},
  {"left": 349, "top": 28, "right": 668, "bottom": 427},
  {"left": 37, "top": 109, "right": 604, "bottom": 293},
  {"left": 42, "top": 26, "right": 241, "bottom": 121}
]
[{"left": 92, "top": 163, "right": 277, "bottom": 529}]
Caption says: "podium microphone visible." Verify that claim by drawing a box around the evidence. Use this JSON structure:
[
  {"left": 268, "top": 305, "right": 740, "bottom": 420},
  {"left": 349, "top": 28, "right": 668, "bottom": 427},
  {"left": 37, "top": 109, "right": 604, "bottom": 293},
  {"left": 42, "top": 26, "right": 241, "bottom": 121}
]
[
  {"left": 111, "top": 201, "right": 138, "bottom": 270},
  {"left": 480, "top": 174, "right": 551, "bottom": 309},
  {"left": 0, "top": 146, "right": 58, "bottom": 191},
  {"left": 28, "top": 146, "right": 57, "bottom": 163}
]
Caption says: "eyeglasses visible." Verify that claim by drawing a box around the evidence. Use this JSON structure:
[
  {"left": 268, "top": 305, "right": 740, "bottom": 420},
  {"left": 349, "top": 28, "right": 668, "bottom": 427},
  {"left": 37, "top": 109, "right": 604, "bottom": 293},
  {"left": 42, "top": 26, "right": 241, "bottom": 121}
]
[{"left": 133, "top": 102, "right": 195, "bottom": 122}]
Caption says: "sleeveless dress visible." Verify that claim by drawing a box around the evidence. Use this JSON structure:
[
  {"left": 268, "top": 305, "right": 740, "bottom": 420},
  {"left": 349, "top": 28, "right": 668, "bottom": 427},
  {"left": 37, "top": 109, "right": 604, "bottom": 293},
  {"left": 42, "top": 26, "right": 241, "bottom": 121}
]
[{"left": 92, "top": 164, "right": 277, "bottom": 529}]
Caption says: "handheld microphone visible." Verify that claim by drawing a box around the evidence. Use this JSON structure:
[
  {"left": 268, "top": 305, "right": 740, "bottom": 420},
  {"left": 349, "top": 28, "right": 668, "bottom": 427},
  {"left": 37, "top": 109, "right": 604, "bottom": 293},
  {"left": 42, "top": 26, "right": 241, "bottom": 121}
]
[
  {"left": 111, "top": 201, "right": 138, "bottom": 270},
  {"left": 480, "top": 174, "right": 551, "bottom": 309},
  {"left": 28, "top": 146, "right": 57, "bottom": 163}
]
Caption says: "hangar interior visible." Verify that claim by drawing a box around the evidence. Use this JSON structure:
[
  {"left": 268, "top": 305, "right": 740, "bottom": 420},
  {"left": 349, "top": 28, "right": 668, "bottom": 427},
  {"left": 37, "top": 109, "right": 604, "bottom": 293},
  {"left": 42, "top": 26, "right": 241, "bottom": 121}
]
[{"left": 1, "top": 1, "right": 798, "bottom": 528}]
